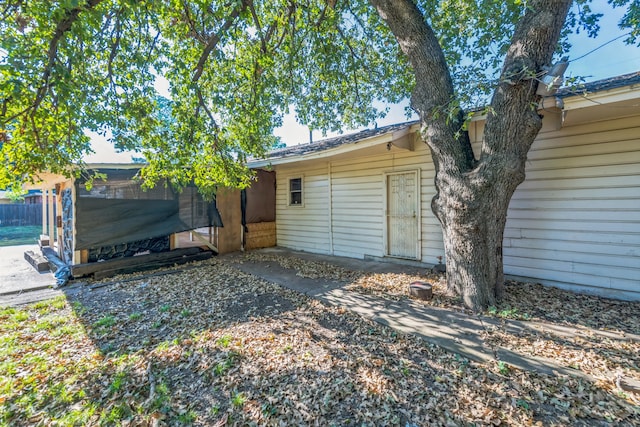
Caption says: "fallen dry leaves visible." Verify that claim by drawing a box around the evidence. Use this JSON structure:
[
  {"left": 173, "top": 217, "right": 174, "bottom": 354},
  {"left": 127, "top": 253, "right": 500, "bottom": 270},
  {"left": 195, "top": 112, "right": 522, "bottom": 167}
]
[
  {"left": 1, "top": 255, "right": 639, "bottom": 426},
  {"left": 242, "top": 252, "right": 640, "bottom": 404}
]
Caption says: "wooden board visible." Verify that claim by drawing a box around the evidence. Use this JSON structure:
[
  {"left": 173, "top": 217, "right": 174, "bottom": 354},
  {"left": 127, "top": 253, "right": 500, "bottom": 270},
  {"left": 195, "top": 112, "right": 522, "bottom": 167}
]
[
  {"left": 92, "top": 251, "right": 213, "bottom": 280},
  {"left": 244, "top": 221, "right": 276, "bottom": 250},
  {"left": 70, "top": 247, "right": 205, "bottom": 278}
]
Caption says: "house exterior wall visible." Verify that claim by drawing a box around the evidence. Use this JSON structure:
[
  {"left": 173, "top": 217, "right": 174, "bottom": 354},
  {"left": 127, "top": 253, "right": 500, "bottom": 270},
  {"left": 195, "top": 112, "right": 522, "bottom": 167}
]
[
  {"left": 274, "top": 141, "right": 445, "bottom": 264},
  {"left": 501, "top": 114, "right": 639, "bottom": 299},
  {"left": 276, "top": 163, "right": 331, "bottom": 254},
  {"left": 271, "top": 109, "right": 639, "bottom": 299}
]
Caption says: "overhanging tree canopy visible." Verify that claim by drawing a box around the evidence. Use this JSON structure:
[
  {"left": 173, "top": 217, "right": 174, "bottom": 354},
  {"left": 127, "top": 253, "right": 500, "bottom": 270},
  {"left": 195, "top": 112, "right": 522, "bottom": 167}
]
[{"left": 1, "top": 0, "right": 638, "bottom": 309}]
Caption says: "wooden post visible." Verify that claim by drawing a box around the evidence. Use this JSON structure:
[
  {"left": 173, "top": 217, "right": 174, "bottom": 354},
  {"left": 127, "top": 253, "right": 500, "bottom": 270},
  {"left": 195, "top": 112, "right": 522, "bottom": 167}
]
[
  {"left": 47, "top": 188, "right": 55, "bottom": 245},
  {"left": 41, "top": 188, "right": 47, "bottom": 235}
]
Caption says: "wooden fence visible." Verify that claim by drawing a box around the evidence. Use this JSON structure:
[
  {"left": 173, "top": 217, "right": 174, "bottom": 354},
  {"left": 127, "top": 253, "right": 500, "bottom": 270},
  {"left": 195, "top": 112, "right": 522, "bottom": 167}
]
[{"left": 0, "top": 203, "right": 46, "bottom": 226}]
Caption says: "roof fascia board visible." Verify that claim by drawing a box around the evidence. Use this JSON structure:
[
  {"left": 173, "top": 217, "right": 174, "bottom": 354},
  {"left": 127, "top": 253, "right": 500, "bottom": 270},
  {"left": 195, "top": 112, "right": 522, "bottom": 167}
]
[
  {"left": 468, "top": 83, "right": 640, "bottom": 123},
  {"left": 562, "top": 85, "right": 640, "bottom": 111},
  {"left": 86, "top": 163, "right": 144, "bottom": 170},
  {"left": 250, "top": 123, "right": 420, "bottom": 168}
]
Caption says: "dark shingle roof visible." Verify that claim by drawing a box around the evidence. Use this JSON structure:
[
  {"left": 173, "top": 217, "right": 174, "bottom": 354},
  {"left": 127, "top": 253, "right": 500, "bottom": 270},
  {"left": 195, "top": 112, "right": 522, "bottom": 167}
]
[
  {"left": 261, "top": 120, "right": 419, "bottom": 160},
  {"left": 557, "top": 71, "right": 640, "bottom": 97}
]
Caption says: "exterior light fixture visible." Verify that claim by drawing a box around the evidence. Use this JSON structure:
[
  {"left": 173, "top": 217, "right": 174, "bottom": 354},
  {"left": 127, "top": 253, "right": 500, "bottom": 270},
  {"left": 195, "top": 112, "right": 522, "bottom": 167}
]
[{"left": 536, "top": 57, "right": 569, "bottom": 97}]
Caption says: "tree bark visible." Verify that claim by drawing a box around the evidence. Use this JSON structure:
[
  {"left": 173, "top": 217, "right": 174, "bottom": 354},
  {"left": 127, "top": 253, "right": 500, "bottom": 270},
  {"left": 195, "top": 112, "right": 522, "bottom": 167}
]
[{"left": 371, "top": 0, "right": 571, "bottom": 311}]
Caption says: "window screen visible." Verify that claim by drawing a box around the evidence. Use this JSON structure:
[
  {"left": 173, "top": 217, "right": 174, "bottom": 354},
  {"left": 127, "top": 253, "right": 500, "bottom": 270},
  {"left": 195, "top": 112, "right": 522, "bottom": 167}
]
[{"left": 289, "top": 177, "right": 302, "bottom": 206}]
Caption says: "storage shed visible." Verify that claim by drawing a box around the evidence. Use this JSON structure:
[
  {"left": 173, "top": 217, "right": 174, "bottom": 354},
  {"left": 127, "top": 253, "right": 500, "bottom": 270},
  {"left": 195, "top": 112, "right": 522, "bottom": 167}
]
[{"left": 30, "top": 164, "right": 276, "bottom": 279}]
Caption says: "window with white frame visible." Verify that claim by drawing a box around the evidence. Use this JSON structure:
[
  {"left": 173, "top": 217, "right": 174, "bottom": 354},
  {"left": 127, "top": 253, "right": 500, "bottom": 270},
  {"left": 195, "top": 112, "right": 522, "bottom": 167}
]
[{"left": 289, "top": 177, "right": 303, "bottom": 206}]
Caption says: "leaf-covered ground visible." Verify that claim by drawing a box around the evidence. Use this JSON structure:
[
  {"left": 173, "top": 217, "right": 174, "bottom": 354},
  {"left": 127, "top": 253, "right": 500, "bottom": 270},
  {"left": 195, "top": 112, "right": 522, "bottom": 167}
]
[
  {"left": 1, "top": 257, "right": 639, "bottom": 426},
  {"left": 245, "top": 253, "right": 640, "bottom": 400}
]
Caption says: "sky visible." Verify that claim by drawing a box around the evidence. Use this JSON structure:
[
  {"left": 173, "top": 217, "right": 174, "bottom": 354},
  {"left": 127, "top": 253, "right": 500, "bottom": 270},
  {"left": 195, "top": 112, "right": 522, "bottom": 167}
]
[{"left": 84, "top": 2, "right": 640, "bottom": 163}]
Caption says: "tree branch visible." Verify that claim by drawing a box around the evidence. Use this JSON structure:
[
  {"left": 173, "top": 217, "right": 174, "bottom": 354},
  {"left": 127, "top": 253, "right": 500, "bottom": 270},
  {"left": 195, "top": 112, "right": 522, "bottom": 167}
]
[
  {"left": 32, "top": 0, "right": 105, "bottom": 114},
  {"left": 181, "top": 1, "right": 207, "bottom": 44},
  {"left": 192, "top": 2, "right": 246, "bottom": 83},
  {"left": 336, "top": 25, "right": 361, "bottom": 104},
  {"left": 195, "top": 87, "right": 219, "bottom": 133},
  {"left": 369, "top": 0, "right": 475, "bottom": 172},
  {"left": 481, "top": 0, "right": 572, "bottom": 167},
  {"left": 107, "top": 12, "right": 122, "bottom": 92},
  {"left": 1, "top": 1, "right": 23, "bottom": 20},
  {"left": 248, "top": 1, "right": 267, "bottom": 53}
]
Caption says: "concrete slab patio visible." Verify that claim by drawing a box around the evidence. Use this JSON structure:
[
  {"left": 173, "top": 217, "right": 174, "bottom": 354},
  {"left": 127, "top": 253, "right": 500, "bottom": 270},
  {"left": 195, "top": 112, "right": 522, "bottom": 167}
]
[
  {"left": 0, "top": 245, "right": 55, "bottom": 295},
  {"left": 0, "top": 244, "right": 60, "bottom": 306}
]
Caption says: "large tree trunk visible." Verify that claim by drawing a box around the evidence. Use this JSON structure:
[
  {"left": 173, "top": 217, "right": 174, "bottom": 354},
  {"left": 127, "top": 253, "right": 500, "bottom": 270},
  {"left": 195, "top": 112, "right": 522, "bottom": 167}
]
[
  {"left": 371, "top": 0, "right": 571, "bottom": 311},
  {"left": 432, "top": 162, "right": 523, "bottom": 309}
]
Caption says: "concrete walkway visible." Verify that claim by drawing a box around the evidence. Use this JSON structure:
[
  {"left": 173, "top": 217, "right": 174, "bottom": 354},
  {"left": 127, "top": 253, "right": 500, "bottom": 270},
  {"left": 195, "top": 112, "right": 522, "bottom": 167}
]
[
  {"left": 225, "top": 247, "right": 611, "bottom": 379},
  {"left": 0, "top": 245, "right": 55, "bottom": 296}
]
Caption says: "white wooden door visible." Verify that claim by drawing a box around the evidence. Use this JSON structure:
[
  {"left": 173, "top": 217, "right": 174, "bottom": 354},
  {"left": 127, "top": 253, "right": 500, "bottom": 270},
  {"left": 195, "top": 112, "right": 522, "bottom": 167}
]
[{"left": 386, "top": 171, "right": 419, "bottom": 259}]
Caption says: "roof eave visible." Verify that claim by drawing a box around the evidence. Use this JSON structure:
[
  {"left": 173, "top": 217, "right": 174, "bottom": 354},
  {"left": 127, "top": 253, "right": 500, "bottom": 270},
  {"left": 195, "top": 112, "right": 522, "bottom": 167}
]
[{"left": 249, "top": 122, "right": 420, "bottom": 168}]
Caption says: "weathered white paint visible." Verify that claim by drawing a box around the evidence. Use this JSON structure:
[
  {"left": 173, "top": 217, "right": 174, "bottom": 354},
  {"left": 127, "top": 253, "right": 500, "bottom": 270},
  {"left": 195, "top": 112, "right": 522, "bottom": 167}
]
[
  {"left": 271, "top": 140, "right": 442, "bottom": 263},
  {"left": 499, "top": 113, "right": 640, "bottom": 299},
  {"left": 384, "top": 170, "right": 420, "bottom": 259},
  {"left": 258, "top": 85, "right": 640, "bottom": 300}
]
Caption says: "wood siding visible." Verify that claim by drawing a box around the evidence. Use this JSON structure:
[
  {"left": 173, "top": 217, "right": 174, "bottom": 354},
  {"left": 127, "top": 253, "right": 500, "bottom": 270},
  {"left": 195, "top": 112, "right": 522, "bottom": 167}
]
[
  {"left": 274, "top": 142, "right": 444, "bottom": 263},
  {"left": 502, "top": 115, "right": 640, "bottom": 299},
  {"left": 276, "top": 165, "right": 331, "bottom": 254},
  {"left": 272, "top": 111, "right": 639, "bottom": 299}
]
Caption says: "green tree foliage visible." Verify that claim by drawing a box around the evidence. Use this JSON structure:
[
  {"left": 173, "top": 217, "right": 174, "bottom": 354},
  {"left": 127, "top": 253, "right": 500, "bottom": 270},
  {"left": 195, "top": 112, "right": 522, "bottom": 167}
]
[
  {"left": 0, "top": 1, "right": 637, "bottom": 196},
  {"left": 2, "top": 0, "right": 638, "bottom": 310}
]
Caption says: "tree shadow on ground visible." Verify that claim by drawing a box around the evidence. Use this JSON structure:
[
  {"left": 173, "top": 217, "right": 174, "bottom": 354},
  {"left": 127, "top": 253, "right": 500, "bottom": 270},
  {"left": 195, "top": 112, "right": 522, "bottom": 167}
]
[{"left": 3, "top": 258, "right": 637, "bottom": 425}]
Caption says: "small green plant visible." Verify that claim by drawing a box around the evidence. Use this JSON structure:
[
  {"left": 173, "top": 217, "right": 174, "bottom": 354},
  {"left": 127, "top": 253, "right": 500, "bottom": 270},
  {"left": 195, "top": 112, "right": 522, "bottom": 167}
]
[
  {"left": 179, "top": 308, "right": 192, "bottom": 318},
  {"left": 13, "top": 311, "right": 30, "bottom": 322},
  {"left": 497, "top": 361, "right": 510, "bottom": 375},
  {"left": 399, "top": 360, "right": 410, "bottom": 376},
  {"left": 499, "top": 307, "right": 519, "bottom": 318},
  {"left": 51, "top": 297, "right": 66, "bottom": 310},
  {"left": 160, "top": 304, "right": 171, "bottom": 313},
  {"left": 213, "top": 352, "right": 238, "bottom": 376},
  {"left": 100, "top": 402, "right": 132, "bottom": 423},
  {"left": 152, "top": 320, "right": 163, "bottom": 328},
  {"left": 150, "top": 381, "right": 171, "bottom": 411},
  {"left": 70, "top": 301, "right": 86, "bottom": 315},
  {"left": 128, "top": 312, "right": 142, "bottom": 321},
  {"left": 210, "top": 405, "right": 220, "bottom": 416},
  {"left": 262, "top": 402, "right": 277, "bottom": 417},
  {"left": 277, "top": 344, "right": 293, "bottom": 354},
  {"left": 109, "top": 371, "right": 128, "bottom": 394},
  {"left": 231, "top": 392, "right": 246, "bottom": 407},
  {"left": 32, "top": 300, "right": 51, "bottom": 310},
  {"left": 216, "top": 335, "right": 232, "bottom": 348},
  {"left": 100, "top": 343, "right": 116, "bottom": 354},
  {"left": 155, "top": 341, "right": 171, "bottom": 352},
  {"left": 174, "top": 410, "right": 197, "bottom": 424},
  {"left": 487, "top": 306, "right": 530, "bottom": 320},
  {"left": 32, "top": 315, "right": 67, "bottom": 332},
  {"left": 93, "top": 315, "right": 116, "bottom": 328},
  {"left": 516, "top": 399, "right": 530, "bottom": 410}
]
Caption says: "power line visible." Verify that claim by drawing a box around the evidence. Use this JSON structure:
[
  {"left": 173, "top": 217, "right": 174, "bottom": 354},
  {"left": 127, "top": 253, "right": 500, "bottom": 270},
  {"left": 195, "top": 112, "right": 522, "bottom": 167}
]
[{"left": 569, "top": 32, "right": 632, "bottom": 63}]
